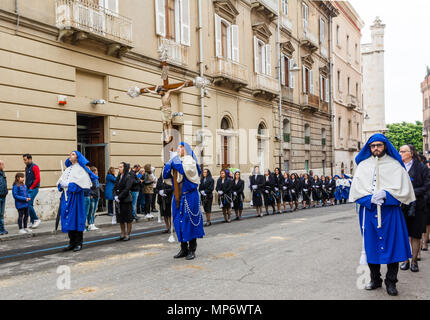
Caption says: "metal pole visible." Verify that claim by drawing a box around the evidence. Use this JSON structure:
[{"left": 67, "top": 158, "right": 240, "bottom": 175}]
[
  {"left": 277, "top": 1, "right": 282, "bottom": 170},
  {"left": 198, "top": 0, "right": 205, "bottom": 167}
]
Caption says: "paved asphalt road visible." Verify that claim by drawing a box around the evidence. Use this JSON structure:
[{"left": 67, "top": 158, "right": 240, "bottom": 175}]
[{"left": 0, "top": 203, "right": 429, "bottom": 300}]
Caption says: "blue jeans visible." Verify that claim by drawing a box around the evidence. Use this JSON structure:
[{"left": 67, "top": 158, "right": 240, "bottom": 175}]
[
  {"left": 27, "top": 187, "right": 39, "bottom": 223},
  {"left": 0, "top": 197, "right": 5, "bottom": 231},
  {"left": 137, "top": 192, "right": 145, "bottom": 213},
  {"left": 88, "top": 198, "right": 99, "bottom": 225},
  {"left": 84, "top": 196, "right": 91, "bottom": 226},
  {"left": 131, "top": 191, "right": 139, "bottom": 218}
]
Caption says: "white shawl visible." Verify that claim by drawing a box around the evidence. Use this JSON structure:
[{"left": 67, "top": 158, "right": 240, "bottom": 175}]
[
  {"left": 57, "top": 163, "right": 92, "bottom": 190},
  {"left": 349, "top": 154, "right": 415, "bottom": 205}
]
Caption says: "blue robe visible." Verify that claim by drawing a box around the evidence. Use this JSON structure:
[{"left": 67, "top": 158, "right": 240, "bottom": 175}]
[
  {"left": 163, "top": 156, "right": 205, "bottom": 243},
  {"left": 59, "top": 183, "right": 86, "bottom": 232},
  {"left": 335, "top": 183, "right": 342, "bottom": 201},
  {"left": 357, "top": 192, "right": 412, "bottom": 264}
]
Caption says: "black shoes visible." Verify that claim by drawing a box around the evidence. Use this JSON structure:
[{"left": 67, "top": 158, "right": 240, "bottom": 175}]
[
  {"left": 186, "top": 251, "right": 196, "bottom": 260},
  {"left": 411, "top": 261, "right": 419, "bottom": 272},
  {"left": 386, "top": 283, "right": 398, "bottom": 296},
  {"left": 73, "top": 245, "right": 82, "bottom": 252},
  {"left": 174, "top": 242, "right": 189, "bottom": 259},
  {"left": 62, "top": 245, "right": 74, "bottom": 252},
  {"left": 400, "top": 261, "right": 410, "bottom": 271},
  {"left": 365, "top": 281, "right": 382, "bottom": 290}
]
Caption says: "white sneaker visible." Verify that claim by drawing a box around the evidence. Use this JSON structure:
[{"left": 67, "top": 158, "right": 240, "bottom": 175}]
[
  {"left": 32, "top": 220, "right": 41, "bottom": 229},
  {"left": 147, "top": 213, "right": 154, "bottom": 219},
  {"left": 88, "top": 224, "right": 99, "bottom": 231},
  {"left": 92, "top": 225, "right": 99, "bottom": 230},
  {"left": 145, "top": 214, "right": 150, "bottom": 219},
  {"left": 25, "top": 228, "right": 32, "bottom": 233},
  {"left": 28, "top": 223, "right": 33, "bottom": 228},
  {"left": 19, "top": 229, "right": 26, "bottom": 234}
]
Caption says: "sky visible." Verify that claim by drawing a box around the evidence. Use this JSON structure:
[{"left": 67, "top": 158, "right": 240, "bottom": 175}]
[{"left": 348, "top": 0, "right": 430, "bottom": 124}]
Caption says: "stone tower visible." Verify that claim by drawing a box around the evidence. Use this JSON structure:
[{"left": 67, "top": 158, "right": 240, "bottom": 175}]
[{"left": 361, "top": 17, "right": 387, "bottom": 142}]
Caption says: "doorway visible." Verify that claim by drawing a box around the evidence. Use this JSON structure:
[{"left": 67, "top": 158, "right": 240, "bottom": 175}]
[{"left": 77, "top": 114, "right": 107, "bottom": 183}]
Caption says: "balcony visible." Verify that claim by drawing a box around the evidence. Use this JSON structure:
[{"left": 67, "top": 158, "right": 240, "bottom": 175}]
[
  {"left": 301, "top": 30, "right": 319, "bottom": 52},
  {"left": 300, "top": 93, "right": 319, "bottom": 113},
  {"left": 346, "top": 94, "right": 359, "bottom": 109},
  {"left": 320, "top": 100, "right": 329, "bottom": 113},
  {"left": 55, "top": 0, "right": 132, "bottom": 56},
  {"left": 281, "top": 14, "right": 293, "bottom": 33},
  {"left": 252, "top": 73, "right": 279, "bottom": 100},
  {"left": 281, "top": 86, "right": 294, "bottom": 102},
  {"left": 347, "top": 139, "right": 358, "bottom": 151},
  {"left": 158, "top": 38, "right": 189, "bottom": 66},
  {"left": 251, "top": 0, "right": 278, "bottom": 20},
  {"left": 210, "top": 57, "right": 248, "bottom": 91}
]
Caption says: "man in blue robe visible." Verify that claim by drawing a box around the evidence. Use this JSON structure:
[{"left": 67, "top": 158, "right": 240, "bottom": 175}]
[
  {"left": 57, "top": 151, "right": 98, "bottom": 252},
  {"left": 163, "top": 142, "right": 205, "bottom": 260},
  {"left": 349, "top": 133, "right": 415, "bottom": 296},
  {"left": 342, "top": 173, "right": 351, "bottom": 202}
]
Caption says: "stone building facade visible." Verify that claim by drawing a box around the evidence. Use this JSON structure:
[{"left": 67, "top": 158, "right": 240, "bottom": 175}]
[
  {"left": 422, "top": 68, "right": 430, "bottom": 159},
  {"left": 0, "top": 0, "right": 347, "bottom": 223}
]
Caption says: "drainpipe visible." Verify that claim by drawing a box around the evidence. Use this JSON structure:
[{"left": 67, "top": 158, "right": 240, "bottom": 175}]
[
  {"left": 277, "top": 1, "right": 282, "bottom": 170},
  {"left": 328, "top": 13, "right": 334, "bottom": 177},
  {"left": 15, "top": 0, "right": 20, "bottom": 35},
  {"left": 198, "top": 0, "right": 205, "bottom": 167}
]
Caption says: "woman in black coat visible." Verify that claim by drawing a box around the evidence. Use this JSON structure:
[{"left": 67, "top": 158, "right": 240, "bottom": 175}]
[
  {"left": 156, "top": 173, "right": 173, "bottom": 233},
  {"left": 249, "top": 166, "right": 265, "bottom": 217},
  {"left": 320, "top": 175, "right": 329, "bottom": 206},
  {"left": 114, "top": 162, "right": 134, "bottom": 241},
  {"left": 301, "top": 173, "right": 312, "bottom": 209},
  {"left": 216, "top": 169, "right": 233, "bottom": 223},
  {"left": 326, "top": 175, "right": 336, "bottom": 205},
  {"left": 231, "top": 171, "right": 245, "bottom": 220},
  {"left": 288, "top": 173, "right": 301, "bottom": 211},
  {"left": 282, "top": 172, "right": 291, "bottom": 212},
  {"left": 399, "top": 144, "right": 430, "bottom": 272},
  {"left": 272, "top": 168, "right": 283, "bottom": 214},
  {"left": 263, "top": 169, "right": 276, "bottom": 215},
  {"left": 311, "top": 175, "right": 322, "bottom": 208},
  {"left": 199, "top": 169, "right": 214, "bottom": 226}
]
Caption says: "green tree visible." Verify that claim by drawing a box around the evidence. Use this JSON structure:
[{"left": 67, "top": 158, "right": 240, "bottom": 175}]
[{"left": 386, "top": 121, "right": 423, "bottom": 152}]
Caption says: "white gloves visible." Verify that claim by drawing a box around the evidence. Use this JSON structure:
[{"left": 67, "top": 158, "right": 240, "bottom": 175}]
[
  {"left": 371, "top": 190, "right": 386, "bottom": 206},
  {"left": 218, "top": 191, "right": 223, "bottom": 195},
  {"left": 114, "top": 196, "right": 119, "bottom": 203},
  {"left": 274, "top": 187, "right": 279, "bottom": 191},
  {"left": 265, "top": 190, "right": 269, "bottom": 194},
  {"left": 252, "top": 185, "right": 258, "bottom": 190},
  {"left": 200, "top": 190, "right": 206, "bottom": 196},
  {"left": 283, "top": 186, "right": 287, "bottom": 190},
  {"left": 159, "top": 190, "right": 165, "bottom": 196},
  {"left": 233, "top": 192, "right": 237, "bottom": 196}
]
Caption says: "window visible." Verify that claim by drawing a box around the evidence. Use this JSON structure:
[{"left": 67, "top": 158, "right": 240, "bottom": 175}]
[
  {"left": 284, "top": 160, "right": 289, "bottom": 172},
  {"left": 302, "top": 66, "right": 313, "bottom": 94},
  {"left": 321, "top": 128, "right": 326, "bottom": 146},
  {"left": 336, "top": 25, "right": 340, "bottom": 46},
  {"left": 346, "top": 35, "right": 350, "bottom": 55},
  {"left": 320, "top": 75, "right": 329, "bottom": 102},
  {"left": 282, "top": 0, "right": 288, "bottom": 15},
  {"left": 338, "top": 117, "right": 342, "bottom": 139},
  {"left": 283, "top": 119, "right": 291, "bottom": 142},
  {"left": 356, "top": 123, "right": 359, "bottom": 138},
  {"left": 281, "top": 55, "right": 295, "bottom": 88},
  {"left": 355, "top": 43, "right": 358, "bottom": 61},
  {"left": 348, "top": 120, "right": 352, "bottom": 136},
  {"left": 319, "top": 18, "right": 325, "bottom": 44},
  {"left": 155, "top": 0, "right": 190, "bottom": 46},
  {"left": 302, "top": 2, "right": 308, "bottom": 30},
  {"left": 100, "top": 0, "right": 118, "bottom": 14},
  {"left": 215, "top": 14, "right": 239, "bottom": 62},
  {"left": 337, "top": 70, "right": 341, "bottom": 93},
  {"left": 347, "top": 77, "right": 350, "bottom": 95},
  {"left": 254, "top": 37, "right": 271, "bottom": 76},
  {"left": 355, "top": 83, "right": 359, "bottom": 99},
  {"left": 305, "top": 160, "right": 309, "bottom": 171},
  {"left": 304, "top": 124, "right": 310, "bottom": 144}
]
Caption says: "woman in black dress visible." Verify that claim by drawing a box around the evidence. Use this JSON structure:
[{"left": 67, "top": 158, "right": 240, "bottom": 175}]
[
  {"left": 399, "top": 144, "right": 430, "bottom": 272},
  {"left": 263, "top": 169, "right": 276, "bottom": 215},
  {"left": 311, "top": 175, "right": 322, "bottom": 208},
  {"left": 216, "top": 169, "right": 233, "bottom": 223},
  {"left": 288, "top": 173, "right": 300, "bottom": 211},
  {"left": 272, "top": 168, "right": 283, "bottom": 214},
  {"left": 232, "top": 171, "right": 244, "bottom": 220},
  {"left": 156, "top": 173, "right": 173, "bottom": 233},
  {"left": 320, "top": 175, "right": 329, "bottom": 206},
  {"left": 249, "top": 166, "right": 264, "bottom": 217},
  {"left": 301, "top": 173, "right": 312, "bottom": 209},
  {"left": 199, "top": 169, "right": 214, "bottom": 226},
  {"left": 114, "top": 162, "right": 134, "bottom": 241},
  {"left": 282, "top": 172, "right": 291, "bottom": 212}
]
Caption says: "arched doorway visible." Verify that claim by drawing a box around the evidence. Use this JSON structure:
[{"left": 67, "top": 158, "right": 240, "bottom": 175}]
[{"left": 220, "top": 117, "right": 231, "bottom": 170}]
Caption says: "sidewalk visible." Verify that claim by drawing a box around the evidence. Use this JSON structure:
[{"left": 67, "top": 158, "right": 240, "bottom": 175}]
[{"left": 0, "top": 206, "right": 253, "bottom": 242}]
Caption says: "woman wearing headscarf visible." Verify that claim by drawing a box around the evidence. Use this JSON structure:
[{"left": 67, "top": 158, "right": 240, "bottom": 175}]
[
  {"left": 301, "top": 173, "right": 312, "bottom": 209},
  {"left": 114, "top": 162, "right": 134, "bottom": 241},
  {"left": 249, "top": 166, "right": 265, "bottom": 217},
  {"left": 156, "top": 173, "right": 173, "bottom": 233},
  {"left": 216, "top": 169, "right": 233, "bottom": 223},
  {"left": 334, "top": 175, "right": 342, "bottom": 205},
  {"left": 199, "top": 168, "right": 214, "bottom": 226},
  {"left": 288, "top": 173, "right": 300, "bottom": 211},
  {"left": 311, "top": 175, "right": 322, "bottom": 208},
  {"left": 272, "top": 168, "right": 283, "bottom": 214},
  {"left": 263, "top": 169, "right": 276, "bottom": 215},
  {"left": 281, "top": 172, "right": 291, "bottom": 212},
  {"left": 232, "top": 170, "right": 245, "bottom": 220},
  {"left": 57, "top": 151, "right": 98, "bottom": 252}
]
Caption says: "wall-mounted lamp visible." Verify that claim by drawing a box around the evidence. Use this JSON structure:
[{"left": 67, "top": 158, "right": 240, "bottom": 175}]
[{"left": 91, "top": 99, "right": 106, "bottom": 105}]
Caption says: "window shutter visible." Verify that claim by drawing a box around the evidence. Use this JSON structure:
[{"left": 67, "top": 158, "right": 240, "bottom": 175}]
[
  {"left": 175, "top": 0, "right": 181, "bottom": 43},
  {"left": 320, "top": 75, "right": 323, "bottom": 100},
  {"left": 302, "top": 65, "right": 306, "bottom": 93},
  {"left": 261, "top": 41, "right": 266, "bottom": 75},
  {"left": 303, "top": 4, "right": 308, "bottom": 30},
  {"left": 309, "top": 70, "right": 314, "bottom": 94},
  {"left": 265, "top": 44, "right": 271, "bottom": 76},
  {"left": 254, "top": 36, "right": 259, "bottom": 73},
  {"left": 105, "top": 0, "right": 118, "bottom": 13},
  {"left": 231, "top": 25, "right": 239, "bottom": 62},
  {"left": 227, "top": 22, "right": 232, "bottom": 60},
  {"left": 215, "top": 14, "right": 222, "bottom": 57},
  {"left": 320, "top": 18, "right": 324, "bottom": 44},
  {"left": 155, "top": 0, "right": 166, "bottom": 37},
  {"left": 325, "top": 78, "right": 329, "bottom": 102},
  {"left": 289, "top": 59, "right": 294, "bottom": 88},
  {"left": 281, "top": 55, "right": 285, "bottom": 86},
  {"left": 180, "top": 0, "right": 190, "bottom": 46}
]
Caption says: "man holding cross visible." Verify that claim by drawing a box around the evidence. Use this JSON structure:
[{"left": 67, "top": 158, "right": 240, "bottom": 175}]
[
  {"left": 349, "top": 133, "right": 415, "bottom": 296},
  {"left": 163, "top": 142, "right": 205, "bottom": 260}
]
